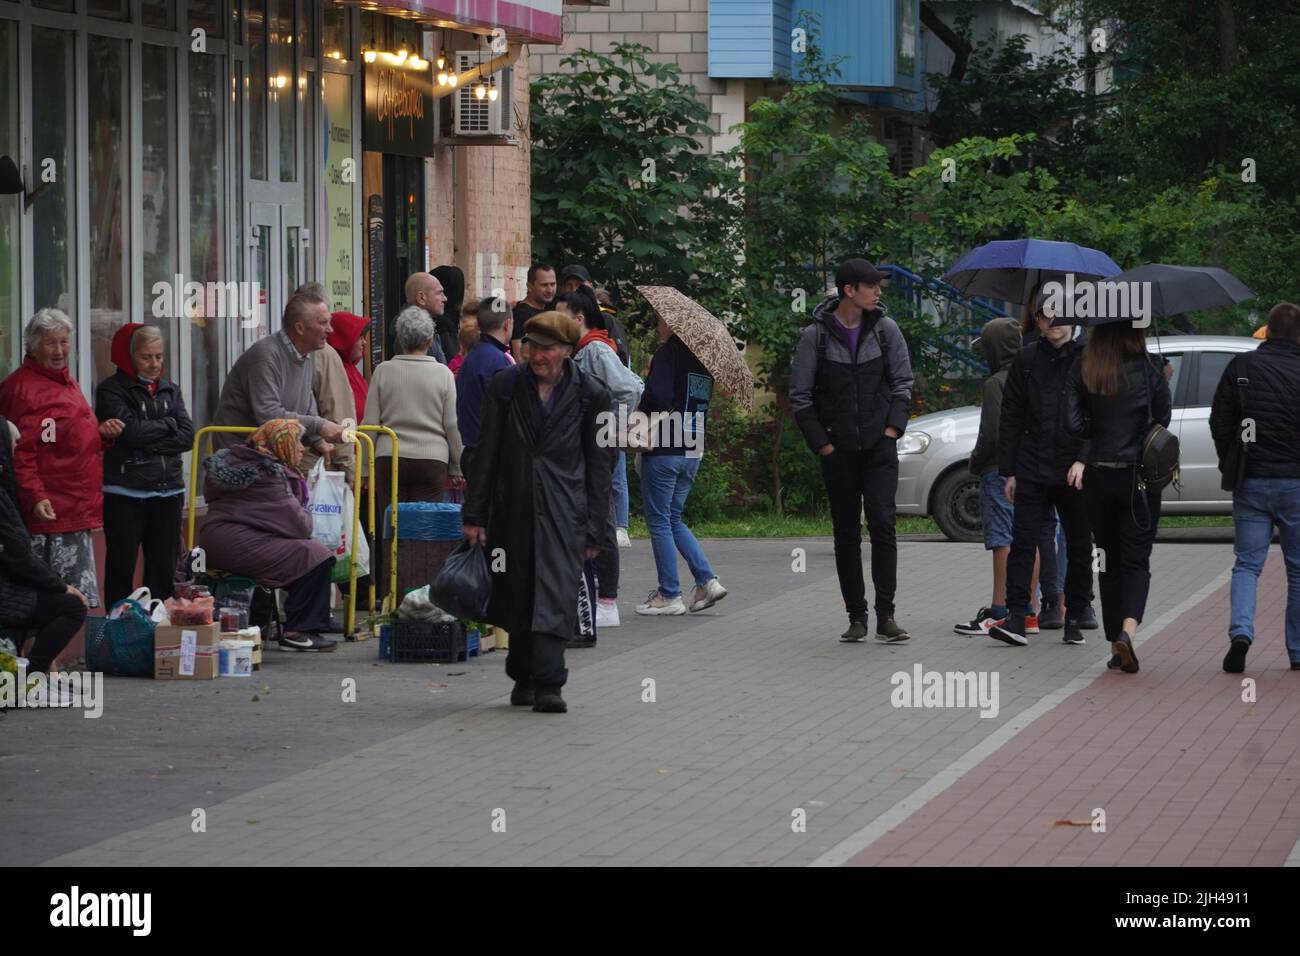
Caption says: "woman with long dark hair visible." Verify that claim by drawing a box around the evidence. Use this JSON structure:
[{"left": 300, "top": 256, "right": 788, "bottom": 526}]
[{"left": 1064, "top": 321, "right": 1172, "bottom": 673}]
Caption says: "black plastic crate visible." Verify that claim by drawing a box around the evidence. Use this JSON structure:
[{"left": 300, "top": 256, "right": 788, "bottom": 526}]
[{"left": 389, "top": 620, "right": 466, "bottom": 663}]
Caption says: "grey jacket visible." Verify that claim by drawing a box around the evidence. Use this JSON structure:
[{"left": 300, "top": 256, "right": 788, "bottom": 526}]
[
  {"left": 790, "top": 295, "right": 914, "bottom": 452},
  {"left": 574, "top": 338, "right": 644, "bottom": 418}
]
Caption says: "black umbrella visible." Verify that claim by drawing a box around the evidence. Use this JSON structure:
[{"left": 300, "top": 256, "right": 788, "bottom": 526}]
[{"left": 1051, "top": 263, "right": 1255, "bottom": 327}]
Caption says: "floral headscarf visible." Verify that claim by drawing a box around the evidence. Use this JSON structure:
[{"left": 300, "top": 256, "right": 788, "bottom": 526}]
[{"left": 249, "top": 419, "right": 304, "bottom": 469}]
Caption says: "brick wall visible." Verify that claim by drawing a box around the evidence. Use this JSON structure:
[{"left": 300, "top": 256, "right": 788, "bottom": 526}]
[{"left": 424, "top": 47, "right": 536, "bottom": 304}]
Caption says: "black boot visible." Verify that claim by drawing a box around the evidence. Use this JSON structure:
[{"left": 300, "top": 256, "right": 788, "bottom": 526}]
[
  {"left": 510, "top": 682, "right": 535, "bottom": 706},
  {"left": 1222, "top": 637, "right": 1250, "bottom": 674},
  {"left": 533, "top": 686, "right": 567, "bottom": 713}
]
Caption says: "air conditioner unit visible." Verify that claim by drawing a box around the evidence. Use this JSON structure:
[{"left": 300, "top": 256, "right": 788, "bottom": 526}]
[{"left": 454, "top": 51, "right": 511, "bottom": 136}]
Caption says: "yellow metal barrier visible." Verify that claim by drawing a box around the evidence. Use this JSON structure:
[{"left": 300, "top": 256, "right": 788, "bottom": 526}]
[
  {"left": 345, "top": 428, "right": 375, "bottom": 639},
  {"left": 356, "top": 425, "right": 400, "bottom": 615}
]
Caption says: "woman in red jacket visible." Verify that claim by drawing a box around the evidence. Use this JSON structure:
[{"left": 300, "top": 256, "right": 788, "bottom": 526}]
[{"left": 0, "top": 309, "right": 123, "bottom": 611}]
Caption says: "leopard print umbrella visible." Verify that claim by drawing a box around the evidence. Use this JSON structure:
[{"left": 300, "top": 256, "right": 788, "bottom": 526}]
[{"left": 636, "top": 285, "right": 754, "bottom": 413}]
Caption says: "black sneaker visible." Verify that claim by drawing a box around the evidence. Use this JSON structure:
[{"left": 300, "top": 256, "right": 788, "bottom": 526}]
[
  {"left": 533, "top": 687, "right": 567, "bottom": 713},
  {"left": 1038, "top": 602, "right": 1064, "bottom": 630},
  {"left": 875, "top": 619, "right": 910, "bottom": 643},
  {"left": 1076, "top": 602, "right": 1099, "bottom": 630},
  {"left": 1114, "top": 632, "right": 1139, "bottom": 673},
  {"left": 840, "top": 619, "right": 868, "bottom": 643},
  {"left": 1222, "top": 637, "right": 1250, "bottom": 674},
  {"left": 989, "top": 616, "right": 1029, "bottom": 647},
  {"left": 510, "top": 682, "right": 535, "bottom": 706},
  {"left": 278, "top": 632, "right": 314, "bottom": 651},
  {"left": 954, "top": 607, "right": 1002, "bottom": 636},
  {"left": 1062, "top": 621, "right": 1086, "bottom": 645}
]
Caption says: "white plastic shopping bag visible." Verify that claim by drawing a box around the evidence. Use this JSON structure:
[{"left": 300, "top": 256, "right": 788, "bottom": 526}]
[
  {"left": 306, "top": 458, "right": 346, "bottom": 553},
  {"left": 334, "top": 483, "right": 370, "bottom": 578}
]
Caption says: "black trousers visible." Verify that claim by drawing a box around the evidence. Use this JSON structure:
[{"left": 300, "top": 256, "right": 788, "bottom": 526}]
[
  {"left": 1085, "top": 465, "right": 1162, "bottom": 639},
  {"left": 505, "top": 631, "right": 567, "bottom": 690},
  {"left": 102, "top": 493, "right": 183, "bottom": 607},
  {"left": 1006, "top": 479, "right": 1093, "bottom": 619},
  {"left": 21, "top": 590, "right": 87, "bottom": 674},
  {"left": 820, "top": 442, "right": 899, "bottom": 620},
  {"left": 284, "top": 557, "right": 335, "bottom": 633}
]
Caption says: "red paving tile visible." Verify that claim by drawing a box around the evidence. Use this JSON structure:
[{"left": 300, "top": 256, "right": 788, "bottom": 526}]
[{"left": 848, "top": 554, "right": 1300, "bottom": 866}]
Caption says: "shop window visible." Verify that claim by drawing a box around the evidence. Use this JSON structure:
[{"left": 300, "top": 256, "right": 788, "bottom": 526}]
[
  {"left": 322, "top": 1, "right": 350, "bottom": 61},
  {"left": 249, "top": 0, "right": 268, "bottom": 180},
  {"left": 88, "top": 35, "right": 129, "bottom": 394},
  {"left": 142, "top": 0, "right": 175, "bottom": 30},
  {"left": 190, "top": 0, "right": 226, "bottom": 39},
  {"left": 86, "top": 0, "right": 129, "bottom": 20},
  {"left": 139, "top": 46, "right": 177, "bottom": 384},
  {"left": 35, "top": 0, "right": 77, "bottom": 12},
  {"left": 31, "top": 28, "right": 76, "bottom": 326},
  {"left": 0, "top": 19, "right": 19, "bottom": 377},
  {"left": 189, "top": 52, "right": 228, "bottom": 430},
  {"left": 275, "top": 0, "right": 298, "bottom": 183}
]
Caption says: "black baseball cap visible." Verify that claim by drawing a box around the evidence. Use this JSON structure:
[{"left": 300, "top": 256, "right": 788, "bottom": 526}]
[
  {"left": 559, "top": 264, "right": 592, "bottom": 284},
  {"left": 835, "top": 258, "right": 886, "bottom": 293}
]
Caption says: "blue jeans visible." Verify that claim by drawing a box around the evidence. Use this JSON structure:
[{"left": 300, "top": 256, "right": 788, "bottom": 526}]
[
  {"left": 1229, "top": 477, "right": 1300, "bottom": 662},
  {"left": 612, "top": 450, "right": 629, "bottom": 529},
  {"left": 641, "top": 455, "right": 715, "bottom": 599}
]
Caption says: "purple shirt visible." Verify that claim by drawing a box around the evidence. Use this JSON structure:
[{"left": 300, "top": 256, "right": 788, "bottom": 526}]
[{"left": 836, "top": 317, "right": 862, "bottom": 356}]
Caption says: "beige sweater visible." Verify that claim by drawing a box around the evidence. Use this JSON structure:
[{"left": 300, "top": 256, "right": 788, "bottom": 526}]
[
  {"left": 301, "top": 345, "right": 357, "bottom": 485},
  {"left": 363, "top": 354, "right": 462, "bottom": 471}
]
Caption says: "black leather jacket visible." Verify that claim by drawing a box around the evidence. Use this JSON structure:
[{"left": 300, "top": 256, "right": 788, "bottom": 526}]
[
  {"left": 95, "top": 371, "right": 195, "bottom": 492},
  {"left": 1064, "top": 352, "right": 1171, "bottom": 464},
  {"left": 996, "top": 337, "right": 1088, "bottom": 485},
  {"left": 1209, "top": 339, "right": 1300, "bottom": 479}
]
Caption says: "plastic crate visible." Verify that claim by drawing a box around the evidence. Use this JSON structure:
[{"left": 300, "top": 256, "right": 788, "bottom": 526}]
[{"left": 387, "top": 620, "right": 466, "bottom": 663}]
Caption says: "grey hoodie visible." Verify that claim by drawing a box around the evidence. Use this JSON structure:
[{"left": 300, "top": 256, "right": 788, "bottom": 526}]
[{"left": 969, "top": 317, "right": 1022, "bottom": 475}]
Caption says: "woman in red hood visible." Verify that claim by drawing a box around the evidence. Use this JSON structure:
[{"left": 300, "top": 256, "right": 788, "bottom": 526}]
[
  {"left": 95, "top": 321, "right": 195, "bottom": 606},
  {"left": 0, "top": 309, "right": 121, "bottom": 617},
  {"left": 328, "top": 312, "right": 369, "bottom": 422}
]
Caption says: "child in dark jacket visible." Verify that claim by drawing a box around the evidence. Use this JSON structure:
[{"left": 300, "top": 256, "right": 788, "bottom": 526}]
[{"left": 953, "top": 318, "right": 1021, "bottom": 637}]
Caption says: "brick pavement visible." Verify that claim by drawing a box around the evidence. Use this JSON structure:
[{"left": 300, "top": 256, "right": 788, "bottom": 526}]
[
  {"left": 836, "top": 552, "right": 1300, "bottom": 867},
  {"left": 9, "top": 536, "right": 1262, "bottom": 867}
]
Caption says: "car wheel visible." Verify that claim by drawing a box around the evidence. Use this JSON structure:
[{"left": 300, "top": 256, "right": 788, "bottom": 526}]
[{"left": 931, "top": 467, "right": 983, "bottom": 543}]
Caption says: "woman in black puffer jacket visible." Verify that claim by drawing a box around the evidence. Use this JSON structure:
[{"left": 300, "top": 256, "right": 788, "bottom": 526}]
[
  {"left": 1065, "top": 321, "right": 1172, "bottom": 674},
  {"left": 95, "top": 323, "right": 194, "bottom": 606}
]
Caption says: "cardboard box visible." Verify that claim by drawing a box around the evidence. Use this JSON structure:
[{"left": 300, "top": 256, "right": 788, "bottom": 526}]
[{"left": 154, "top": 623, "right": 221, "bottom": 680}]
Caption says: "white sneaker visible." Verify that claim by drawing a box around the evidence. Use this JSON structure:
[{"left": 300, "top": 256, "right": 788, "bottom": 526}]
[
  {"left": 689, "top": 578, "right": 728, "bottom": 613},
  {"left": 635, "top": 590, "right": 686, "bottom": 616},
  {"left": 616, "top": 527, "right": 632, "bottom": 549},
  {"left": 596, "top": 599, "right": 621, "bottom": 628}
]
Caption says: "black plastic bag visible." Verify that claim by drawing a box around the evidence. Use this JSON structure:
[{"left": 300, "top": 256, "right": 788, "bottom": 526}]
[{"left": 431, "top": 542, "right": 492, "bottom": 621}]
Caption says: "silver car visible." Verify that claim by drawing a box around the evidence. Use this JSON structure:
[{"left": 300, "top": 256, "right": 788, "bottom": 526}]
[{"left": 896, "top": 335, "right": 1261, "bottom": 541}]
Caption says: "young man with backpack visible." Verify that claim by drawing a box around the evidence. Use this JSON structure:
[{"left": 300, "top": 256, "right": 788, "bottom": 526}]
[
  {"left": 990, "top": 294, "right": 1094, "bottom": 648},
  {"left": 790, "top": 259, "right": 915, "bottom": 643}
]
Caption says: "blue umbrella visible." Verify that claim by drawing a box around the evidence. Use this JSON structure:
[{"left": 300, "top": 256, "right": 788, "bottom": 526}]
[{"left": 941, "top": 239, "right": 1122, "bottom": 305}]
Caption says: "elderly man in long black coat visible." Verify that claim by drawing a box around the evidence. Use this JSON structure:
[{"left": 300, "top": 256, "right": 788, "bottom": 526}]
[{"left": 463, "top": 311, "right": 614, "bottom": 714}]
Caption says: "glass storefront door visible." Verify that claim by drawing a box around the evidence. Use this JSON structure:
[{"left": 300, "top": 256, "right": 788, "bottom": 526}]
[{"left": 248, "top": 201, "right": 306, "bottom": 347}]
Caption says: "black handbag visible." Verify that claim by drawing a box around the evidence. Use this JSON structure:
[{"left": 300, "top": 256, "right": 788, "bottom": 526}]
[{"left": 1138, "top": 357, "right": 1180, "bottom": 494}]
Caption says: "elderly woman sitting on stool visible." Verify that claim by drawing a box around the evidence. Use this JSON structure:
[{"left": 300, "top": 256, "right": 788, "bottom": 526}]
[{"left": 198, "top": 419, "right": 337, "bottom": 651}]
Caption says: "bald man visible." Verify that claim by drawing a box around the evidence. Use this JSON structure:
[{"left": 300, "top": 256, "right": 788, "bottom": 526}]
[{"left": 405, "top": 272, "right": 448, "bottom": 363}]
